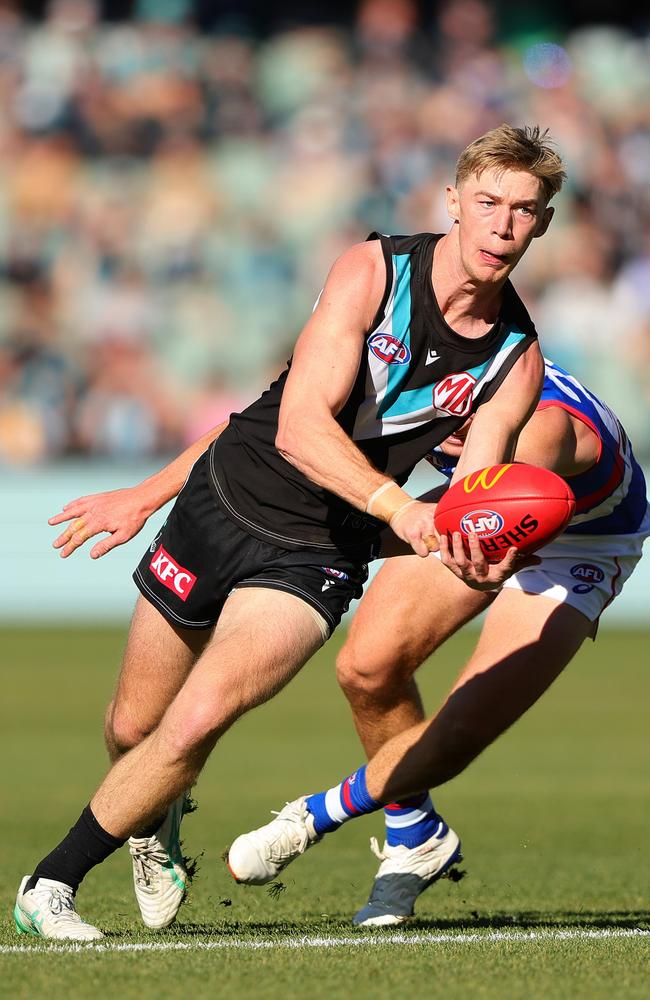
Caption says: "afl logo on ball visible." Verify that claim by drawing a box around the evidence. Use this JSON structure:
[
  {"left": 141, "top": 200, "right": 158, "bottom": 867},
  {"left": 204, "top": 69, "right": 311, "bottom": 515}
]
[
  {"left": 368, "top": 334, "right": 411, "bottom": 365},
  {"left": 460, "top": 509, "right": 505, "bottom": 537},
  {"left": 434, "top": 372, "right": 476, "bottom": 416}
]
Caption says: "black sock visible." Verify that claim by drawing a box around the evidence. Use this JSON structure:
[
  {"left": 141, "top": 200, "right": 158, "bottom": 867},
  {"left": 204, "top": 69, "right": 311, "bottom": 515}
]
[{"left": 26, "top": 805, "right": 126, "bottom": 894}]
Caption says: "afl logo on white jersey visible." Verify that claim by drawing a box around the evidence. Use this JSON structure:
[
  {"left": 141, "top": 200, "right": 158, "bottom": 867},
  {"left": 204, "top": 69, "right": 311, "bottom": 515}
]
[
  {"left": 368, "top": 334, "right": 411, "bottom": 365},
  {"left": 433, "top": 372, "right": 477, "bottom": 416}
]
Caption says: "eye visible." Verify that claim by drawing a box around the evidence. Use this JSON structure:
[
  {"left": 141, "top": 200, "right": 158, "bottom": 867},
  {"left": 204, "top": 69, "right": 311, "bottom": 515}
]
[{"left": 479, "top": 200, "right": 495, "bottom": 208}]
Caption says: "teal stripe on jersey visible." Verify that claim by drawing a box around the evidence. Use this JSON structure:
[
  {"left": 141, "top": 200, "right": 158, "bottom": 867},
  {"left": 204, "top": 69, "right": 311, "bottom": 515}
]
[
  {"left": 382, "top": 327, "right": 526, "bottom": 419},
  {"left": 377, "top": 254, "right": 412, "bottom": 419}
]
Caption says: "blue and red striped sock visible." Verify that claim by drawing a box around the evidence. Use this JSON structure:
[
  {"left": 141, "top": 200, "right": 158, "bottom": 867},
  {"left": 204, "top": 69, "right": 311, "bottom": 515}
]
[
  {"left": 306, "top": 765, "right": 380, "bottom": 835},
  {"left": 384, "top": 793, "right": 446, "bottom": 848}
]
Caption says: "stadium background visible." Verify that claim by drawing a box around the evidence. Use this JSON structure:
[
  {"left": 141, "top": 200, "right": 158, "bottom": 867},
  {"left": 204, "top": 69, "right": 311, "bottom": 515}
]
[{"left": 1, "top": 0, "right": 649, "bottom": 622}]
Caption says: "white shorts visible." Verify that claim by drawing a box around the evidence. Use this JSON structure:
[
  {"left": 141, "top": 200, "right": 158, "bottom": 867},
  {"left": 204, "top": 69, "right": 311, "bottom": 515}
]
[{"left": 501, "top": 505, "right": 650, "bottom": 623}]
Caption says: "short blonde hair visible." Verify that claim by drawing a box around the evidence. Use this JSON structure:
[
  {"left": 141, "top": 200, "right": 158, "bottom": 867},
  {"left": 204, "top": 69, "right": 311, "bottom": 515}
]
[{"left": 456, "top": 124, "right": 566, "bottom": 204}]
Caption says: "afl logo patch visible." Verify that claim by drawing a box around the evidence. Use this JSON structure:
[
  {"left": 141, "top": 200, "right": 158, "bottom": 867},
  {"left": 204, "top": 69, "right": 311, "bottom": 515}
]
[
  {"left": 570, "top": 563, "right": 605, "bottom": 584},
  {"left": 368, "top": 334, "right": 411, "bottom": 365},
  {"left": 460, "top": 509, "right": 505, "bottom": 537},
  {"left": 434, "top": 372, "right": 476, "bottom": 416}
]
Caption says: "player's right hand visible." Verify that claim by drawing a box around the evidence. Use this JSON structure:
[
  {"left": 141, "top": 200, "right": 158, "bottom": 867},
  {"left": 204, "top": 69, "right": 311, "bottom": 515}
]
[
  {"left": 389, "top": 500, "right": 439, "bottom": 558},
  {"left": 48, "top": 486, "right": 153, "bottom": 559}
]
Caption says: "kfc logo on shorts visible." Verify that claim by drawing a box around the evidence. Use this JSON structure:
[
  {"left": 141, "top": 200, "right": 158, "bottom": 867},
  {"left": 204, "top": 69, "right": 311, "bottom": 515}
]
[
  {"left": 149, "top": 545, "right": 197, "bottom": 601},
  {"left": 368, "top": 334, "right": 411, "bottom": 365},
  {"left": 570, "top": 563, "right": 605, "bottom": 584},
  {"left": 433, "top": 373, "right": 476, "bottom": 416}
]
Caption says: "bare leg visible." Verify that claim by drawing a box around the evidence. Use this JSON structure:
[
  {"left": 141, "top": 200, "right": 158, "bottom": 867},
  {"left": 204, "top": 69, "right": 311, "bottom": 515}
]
[
  {"left": 363, "top": 592, "right": 594, "bottom": 802},
  {"left": 91, "top": 588, "right": 326, "bottom": 838},
  {"left": 104, "top": 595, "right": 212, "bottom": 762},
  {"left": 336, "top": 555, "right": 493, "bottom": 757}
]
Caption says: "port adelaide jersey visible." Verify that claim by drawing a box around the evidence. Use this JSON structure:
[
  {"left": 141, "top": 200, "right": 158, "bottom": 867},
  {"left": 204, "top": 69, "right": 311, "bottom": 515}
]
[{"left": 209, "top": 232, "right": 538, "bottom": 557}]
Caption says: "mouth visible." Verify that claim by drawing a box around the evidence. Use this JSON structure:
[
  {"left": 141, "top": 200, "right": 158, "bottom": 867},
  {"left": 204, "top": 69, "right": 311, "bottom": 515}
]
[{"left": 479, "top": 249, "right": 509, "bottom": 267}]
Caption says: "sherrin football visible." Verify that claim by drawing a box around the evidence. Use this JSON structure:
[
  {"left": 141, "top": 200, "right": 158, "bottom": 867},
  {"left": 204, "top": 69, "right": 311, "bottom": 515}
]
[{"left": 433, "top": 463, "right": 576, "bottom": 564}]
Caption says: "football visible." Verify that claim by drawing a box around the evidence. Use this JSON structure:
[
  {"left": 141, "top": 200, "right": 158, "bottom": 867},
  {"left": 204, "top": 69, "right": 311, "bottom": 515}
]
[{"left": 433, "top": 463, "right": 576, "bottom": 563}]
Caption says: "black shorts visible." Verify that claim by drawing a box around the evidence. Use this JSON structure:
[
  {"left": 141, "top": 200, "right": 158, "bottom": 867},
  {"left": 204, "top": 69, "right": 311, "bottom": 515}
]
[{"left": 133, "top": 451, "right": 368, "bottom": 635}]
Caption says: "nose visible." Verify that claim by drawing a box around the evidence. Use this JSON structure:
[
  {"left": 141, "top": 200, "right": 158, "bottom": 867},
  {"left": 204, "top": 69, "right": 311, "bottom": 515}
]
[{"left": 492, "top": 207, "right": 513, "bottom": 240}]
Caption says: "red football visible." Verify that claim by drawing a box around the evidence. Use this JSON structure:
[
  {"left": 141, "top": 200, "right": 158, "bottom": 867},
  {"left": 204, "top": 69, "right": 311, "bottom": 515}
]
[{"left": 433, "top": 463, "right": 576, "bottom": 564}]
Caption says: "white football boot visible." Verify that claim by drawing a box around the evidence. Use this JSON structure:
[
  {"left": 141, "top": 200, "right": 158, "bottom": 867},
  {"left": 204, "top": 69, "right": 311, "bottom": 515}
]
[
  {"left": 353, "top": 822, "right": 462, "bottom": 926},
  {"left": 14, "top": 876, "right": 103, "bottom": 941},
  {"left": 228, "top": 796, "right": 321, "bottom": 885},
  {"left": 129, "top": 793, "right": 190, "bottom": 929}
]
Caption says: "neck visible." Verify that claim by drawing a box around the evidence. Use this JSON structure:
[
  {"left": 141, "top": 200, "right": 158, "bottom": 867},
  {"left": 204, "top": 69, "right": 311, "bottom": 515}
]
[{"left": 433, "top": 230, "right": 507, "bottom": 337}]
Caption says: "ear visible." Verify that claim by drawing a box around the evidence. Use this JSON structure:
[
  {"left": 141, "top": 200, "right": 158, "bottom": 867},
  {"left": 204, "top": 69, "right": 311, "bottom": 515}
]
[
  {"left": 533, "top": 205, "right": 554, "bottom": 238},
  {"left": 446, "top": 185, "right": 460, "bottom": 223}
]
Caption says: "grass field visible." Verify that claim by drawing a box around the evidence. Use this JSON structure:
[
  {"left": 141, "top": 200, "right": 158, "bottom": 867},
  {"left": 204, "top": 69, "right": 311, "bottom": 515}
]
[{"left": 1, "top": 624, "right": 649, "bottom": 998}]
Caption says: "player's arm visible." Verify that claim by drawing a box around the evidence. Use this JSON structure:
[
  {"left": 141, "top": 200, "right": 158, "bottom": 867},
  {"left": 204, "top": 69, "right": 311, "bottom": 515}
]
[
  {"left": 450, "top": 341, "right": 544, "bottom": 482},
  {"left": 49, "top": 421, "right": 229, "bottom": 559},
  {"left": 276, "top": 242, "right": 438, "bottom": 557}
]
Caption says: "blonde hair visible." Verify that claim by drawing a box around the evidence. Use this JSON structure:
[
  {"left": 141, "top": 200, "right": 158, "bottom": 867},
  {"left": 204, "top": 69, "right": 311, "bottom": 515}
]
[{"left": 456, "top": 124, "right": 566, "bottom": 203}]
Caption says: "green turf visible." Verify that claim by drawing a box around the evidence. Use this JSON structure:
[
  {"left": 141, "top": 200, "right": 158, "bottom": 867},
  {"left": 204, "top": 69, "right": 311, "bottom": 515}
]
[{"left": 1, "top": 625, "right": 649, "bottom": 999}]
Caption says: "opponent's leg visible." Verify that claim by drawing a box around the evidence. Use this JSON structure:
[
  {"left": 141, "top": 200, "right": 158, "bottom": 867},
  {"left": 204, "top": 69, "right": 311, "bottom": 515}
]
[
  {"left": 350, "top": 592, "right": 593, "bottom": 924},
  {"left": 105, "top": 596, "right": 212, "bottom": 929},
  {"left": 336, "top": 554, "right": 492, "bottom": 757},
  {"left": 16, "top": 589, "right": 324, "bottom": 940},
  {"left": 364, "top": 593, "right": 592, "bottom": 802}
]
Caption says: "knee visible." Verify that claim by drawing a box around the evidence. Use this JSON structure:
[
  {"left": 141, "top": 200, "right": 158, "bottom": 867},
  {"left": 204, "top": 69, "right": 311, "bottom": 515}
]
[
  {"left": 336, "top": 638, "right": 416, "bottom": 705},
  {"left": 105, "top": 699, "right": 155, "bottom": 756},
  {"left": 159, "top": 703, "right": 224, "bottom": 764}
]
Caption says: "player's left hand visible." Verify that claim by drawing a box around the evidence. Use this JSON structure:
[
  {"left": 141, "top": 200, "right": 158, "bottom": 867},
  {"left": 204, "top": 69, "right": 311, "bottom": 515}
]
[
  {"left": 48, "top": 485, "right": 154, "bottom": 559},
  {"left": 438, "top": 531, "right": 541, "bottom": 591}
]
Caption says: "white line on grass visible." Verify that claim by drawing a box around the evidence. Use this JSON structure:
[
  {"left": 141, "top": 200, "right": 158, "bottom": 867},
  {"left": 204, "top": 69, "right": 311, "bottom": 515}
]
[{"left": 2, "top": 928, "right": 649, "bottom": 955}]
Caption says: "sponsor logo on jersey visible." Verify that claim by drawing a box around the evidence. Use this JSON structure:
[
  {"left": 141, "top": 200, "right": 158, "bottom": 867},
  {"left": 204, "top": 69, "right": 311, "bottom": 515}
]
[
  {"left": 570, "top": 563, "right": 605, "bottom": 584},
  {"left": 149, "top": 545, "right": 197, "bottom": 601},
  {"left": 462, "top": 465, "right": 513, "bottom": 494},
  {"left": 433, "top": 372, "right": 477, "bottom": 416},
  {"left": 460, "top": 509, "right": 505, "bottom": 537},
  {"left": 425, "top": 349, "right": 441, "bottom": 366},
  {"left": 368, "top": 334, "right": 411, "bottom": 365},
  {"left": 573, "top": 583, "right": 595, "bottom": 595}
]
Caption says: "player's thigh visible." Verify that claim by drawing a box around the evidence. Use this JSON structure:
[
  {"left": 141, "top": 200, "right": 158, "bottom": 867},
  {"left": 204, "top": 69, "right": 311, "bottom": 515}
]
[
  {"left": 110, "top": 595, "right": 213, "bottom": 733},
  {"left": 161, "top": 587, "right": 327, "bottom": 741},
  {"left": 342, "top": 553, "right": 492, "bottom": 677},
  {"left": 441, "top": 589, "right": 593, "bottom": 744}
]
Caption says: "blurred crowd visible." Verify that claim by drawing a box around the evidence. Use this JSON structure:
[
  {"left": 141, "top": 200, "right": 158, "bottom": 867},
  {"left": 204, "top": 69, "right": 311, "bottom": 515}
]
[{"left": 1, "top": 0, "right": 650, "bottom": 466}]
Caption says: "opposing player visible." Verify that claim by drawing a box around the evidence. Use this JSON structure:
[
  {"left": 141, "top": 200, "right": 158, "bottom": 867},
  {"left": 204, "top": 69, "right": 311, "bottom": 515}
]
[
  {"left": 15, "top": 125, "right": 564, "bottom": 941},
  {"left": 227, "top": 359, "right": 649, "bottom": 924}
]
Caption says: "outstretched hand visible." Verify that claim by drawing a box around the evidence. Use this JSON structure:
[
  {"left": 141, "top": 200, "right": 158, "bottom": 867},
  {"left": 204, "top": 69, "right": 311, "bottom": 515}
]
[
  {"left": 48, "top": 486, "right": 153, "bottom": 559},
  {"left": 438, "top": 531, "right": 541, "bottom": 590}
]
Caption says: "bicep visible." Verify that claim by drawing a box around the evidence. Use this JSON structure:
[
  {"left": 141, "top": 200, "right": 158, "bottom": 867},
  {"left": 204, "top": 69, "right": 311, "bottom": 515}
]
[{"left": 281, "top": 243, "right": 385, "bottom": 421}]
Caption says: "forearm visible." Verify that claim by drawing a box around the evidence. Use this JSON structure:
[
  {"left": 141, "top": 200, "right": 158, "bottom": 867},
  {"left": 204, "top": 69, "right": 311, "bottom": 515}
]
[{"left": 137, "top": 421, "right": 229, "bottom": 513}]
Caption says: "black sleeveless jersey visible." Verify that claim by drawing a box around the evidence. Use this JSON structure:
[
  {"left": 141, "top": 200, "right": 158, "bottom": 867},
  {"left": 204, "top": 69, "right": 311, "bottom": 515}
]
[{"left": 208, "top": 232, "right": 538, "bottom": 559}]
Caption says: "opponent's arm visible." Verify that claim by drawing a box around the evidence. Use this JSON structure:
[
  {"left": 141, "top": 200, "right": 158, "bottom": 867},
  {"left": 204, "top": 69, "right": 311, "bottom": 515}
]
[
  {"left": 276, "top": 242, "right": 438, "bottom": 557},
  {"left": 50, "top": 421, "right": 229, "bottom": 559}
]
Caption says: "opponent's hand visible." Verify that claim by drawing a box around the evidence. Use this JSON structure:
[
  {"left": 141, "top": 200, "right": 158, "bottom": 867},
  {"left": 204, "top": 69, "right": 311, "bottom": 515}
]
[
  {"left": 438, "top": 531, "right": 541, "bottom": 590},
  {"left": 389, "top": 501, "right": 440, "bottom": 558},
  {"left": 48, "top": 486, "right": 153, "bottom": 559}
]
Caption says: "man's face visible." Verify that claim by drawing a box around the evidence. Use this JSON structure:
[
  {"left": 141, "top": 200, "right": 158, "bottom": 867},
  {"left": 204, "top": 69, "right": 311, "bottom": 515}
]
[{"left": 446, "top": 167, "right": 553, "bottom": 283}]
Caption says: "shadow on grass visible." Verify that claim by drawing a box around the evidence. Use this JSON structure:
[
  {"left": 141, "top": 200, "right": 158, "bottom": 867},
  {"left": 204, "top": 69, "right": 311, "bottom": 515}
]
[{"left": 99, "top": 910, "right": 650, "bottom": 941}]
